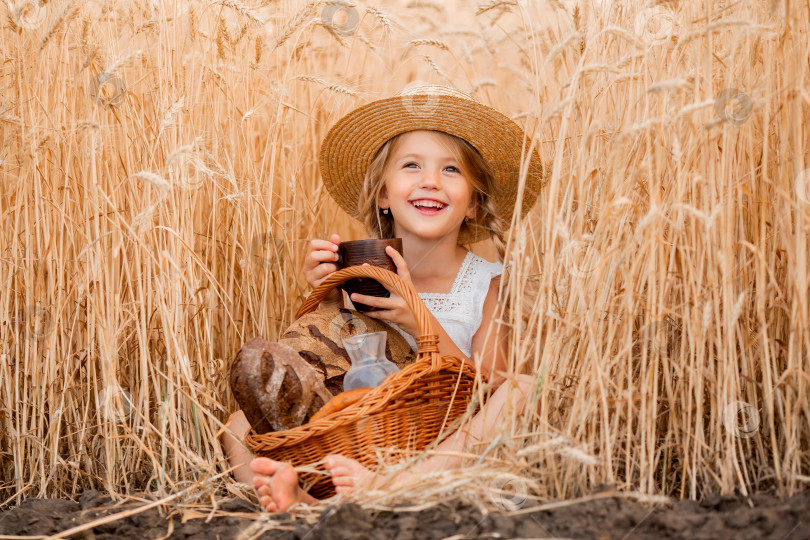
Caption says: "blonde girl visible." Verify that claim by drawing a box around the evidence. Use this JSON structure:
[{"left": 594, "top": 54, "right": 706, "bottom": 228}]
[{"left": 224, "top": 86, "right": 543, "bottom": 512}]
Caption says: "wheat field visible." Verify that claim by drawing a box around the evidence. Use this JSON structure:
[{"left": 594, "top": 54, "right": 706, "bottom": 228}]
[{"left": 1, "top": 0, "right": 808, "bottom": 506}]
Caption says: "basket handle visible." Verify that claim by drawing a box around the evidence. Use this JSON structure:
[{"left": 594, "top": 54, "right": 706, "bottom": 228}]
[{"left": 296, "top": 265, "right": 441, "bottom": 363}]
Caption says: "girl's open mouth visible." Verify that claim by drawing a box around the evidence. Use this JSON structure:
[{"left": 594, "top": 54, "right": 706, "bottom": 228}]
[{"left": 410, "top": 199, "right": 447, "bottom": 216}]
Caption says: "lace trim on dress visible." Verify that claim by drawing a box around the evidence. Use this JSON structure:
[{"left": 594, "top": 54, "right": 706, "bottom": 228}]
[{"left": 417, "top": 251, "right": 476, "bottom": 313}]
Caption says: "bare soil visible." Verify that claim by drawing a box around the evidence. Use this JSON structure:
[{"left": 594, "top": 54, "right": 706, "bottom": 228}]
[{"left": 1, "top": 488, "right": 808, "bottom": 539}]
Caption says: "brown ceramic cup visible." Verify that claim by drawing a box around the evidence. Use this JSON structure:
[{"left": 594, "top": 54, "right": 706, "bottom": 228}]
[{"left": 337, "top": 238, "right": 403, "bottom": 312}]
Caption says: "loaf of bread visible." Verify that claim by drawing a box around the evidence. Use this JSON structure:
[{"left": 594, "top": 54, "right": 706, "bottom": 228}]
[{"left": 229, "top": 338, "right": 333, "bottom": 433}]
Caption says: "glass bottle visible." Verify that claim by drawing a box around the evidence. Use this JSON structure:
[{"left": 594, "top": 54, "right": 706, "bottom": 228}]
[{"left": 342, "top": 331, "right": 400, "bottom": 391}]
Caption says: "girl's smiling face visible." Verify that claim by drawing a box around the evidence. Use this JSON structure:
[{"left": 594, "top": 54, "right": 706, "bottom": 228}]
[{"left": 377, "top": 130, "right": 475, "bottom": 242}]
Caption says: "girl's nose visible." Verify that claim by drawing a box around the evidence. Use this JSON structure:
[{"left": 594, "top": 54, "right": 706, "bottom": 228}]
[{"left": 419, "top": 167, "right": 442, "bottom": 189}]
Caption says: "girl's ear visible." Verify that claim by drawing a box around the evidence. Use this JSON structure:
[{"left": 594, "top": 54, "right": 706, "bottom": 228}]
[
  {"left": 466, "top": 197, "right": 478, "bottom": 219},
  {"left": 377, "top": 186, "right": 389, "bottom": 209}
]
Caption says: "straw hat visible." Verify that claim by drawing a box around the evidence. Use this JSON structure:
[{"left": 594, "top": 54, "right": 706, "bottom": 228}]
[{"left": 319, "top": 85, "right": 544, "bottom": 243}]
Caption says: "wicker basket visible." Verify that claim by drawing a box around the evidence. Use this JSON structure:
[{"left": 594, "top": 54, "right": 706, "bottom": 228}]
[{"left": 244, "top": 265, "right": 479, "bottom": 498}]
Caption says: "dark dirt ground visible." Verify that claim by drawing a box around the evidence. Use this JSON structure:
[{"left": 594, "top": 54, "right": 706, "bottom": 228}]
[{"left": 1, "top": 487, "right": 808, "bottom": 539}]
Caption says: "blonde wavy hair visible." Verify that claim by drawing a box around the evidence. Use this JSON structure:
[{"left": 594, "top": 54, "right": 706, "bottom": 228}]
[{"left": 355, "top": 130, "right": 509, "bottom": 262}]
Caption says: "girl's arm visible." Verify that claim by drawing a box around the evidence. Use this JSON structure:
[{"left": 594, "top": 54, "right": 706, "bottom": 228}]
[
  {"left": 469, "top": 276, "right": 509, "bottom": 381},
  {"left": 378, "top": 275, "right": 507, "bottom": 379}
]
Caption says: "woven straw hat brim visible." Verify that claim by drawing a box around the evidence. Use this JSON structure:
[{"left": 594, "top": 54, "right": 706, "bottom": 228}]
[{"left": 319, "top": 92, "right": 543, "bottom": 243}]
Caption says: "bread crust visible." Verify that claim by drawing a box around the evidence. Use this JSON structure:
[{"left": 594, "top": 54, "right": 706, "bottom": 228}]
[{"left": 230, "top": 338, "right": 332, "bottom": 433}]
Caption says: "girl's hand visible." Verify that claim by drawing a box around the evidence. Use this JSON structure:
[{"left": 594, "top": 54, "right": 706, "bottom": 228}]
[
  {"left": 303, "top": 234, "right": 342, "bottom": 304},
  {"left": 349, "top": 245, "right": 419, "bottom": 337}
]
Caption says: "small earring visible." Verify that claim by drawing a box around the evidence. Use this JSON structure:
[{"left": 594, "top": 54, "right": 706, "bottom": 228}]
[{"left": 381, "top": 208, "right": 389, "bottom": 215}]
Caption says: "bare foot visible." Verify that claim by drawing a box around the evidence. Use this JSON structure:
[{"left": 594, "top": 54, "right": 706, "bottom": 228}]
[
  {"left": 323, "top": 454, "right": 377, "bottom": 494},
  {"left": 250, "top": 457, "right": 315, "bottom": 512}
]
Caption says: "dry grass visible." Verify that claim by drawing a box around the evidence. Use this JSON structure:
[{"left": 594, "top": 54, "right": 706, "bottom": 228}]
[{"left": 1, "top": 0, "right": 808, "bottom": 508}]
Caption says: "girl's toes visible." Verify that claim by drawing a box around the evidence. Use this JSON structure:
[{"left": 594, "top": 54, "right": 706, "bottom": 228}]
[
  {"left": 259, "top": 495, "right": 275, "bottom": 511},
  {"left": 331, "top": 475, "right": 354, "bottom": 487},
  {"left": 324, "top": 454, "right": 354, "bottom": 469},
  {"left": 250, "top": 457, "right": 280, "bottom": 476},
  {"left": 253, "top": 475, "right": 269, "bottom": 489},
  {"left": 328, "top": 466, "right": 350, "bottom": 478}
]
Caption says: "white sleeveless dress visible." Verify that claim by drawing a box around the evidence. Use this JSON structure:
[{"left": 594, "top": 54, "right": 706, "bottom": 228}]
[{"left": 381, "top": 251, "right": 504, "bottom": 358}]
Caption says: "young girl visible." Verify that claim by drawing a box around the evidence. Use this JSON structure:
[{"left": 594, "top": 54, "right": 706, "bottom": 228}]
[{"left": 223, "top": 86, "right": 543, "bottom": 512}]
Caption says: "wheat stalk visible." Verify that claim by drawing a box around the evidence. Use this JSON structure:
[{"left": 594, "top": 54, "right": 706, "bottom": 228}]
[{"left": 0, "top": 0, "right": 808, "bottom": 507}]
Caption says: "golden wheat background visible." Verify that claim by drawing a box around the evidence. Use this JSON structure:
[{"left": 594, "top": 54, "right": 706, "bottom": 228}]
[{"left": 1, "top": 0, "right": 808, "bottom": 505}]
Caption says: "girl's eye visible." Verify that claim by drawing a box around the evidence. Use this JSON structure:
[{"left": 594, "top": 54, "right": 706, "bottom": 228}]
[
  {"left": 444, "top": 166, "right": 460, "bottom": 173},
  {"left": 403, "top": 162, "right": 418, "bottom": 169}
]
